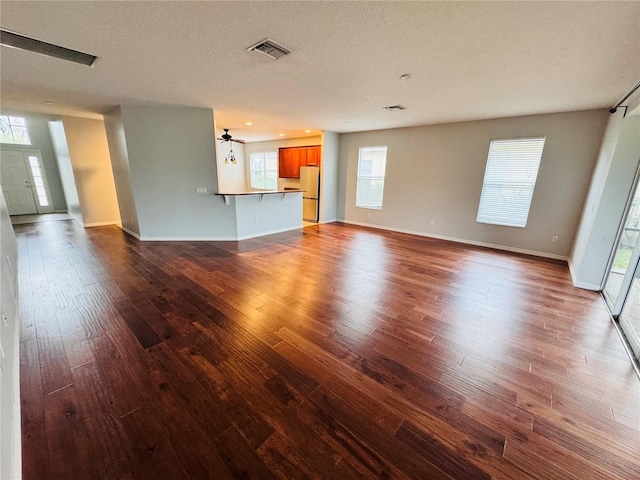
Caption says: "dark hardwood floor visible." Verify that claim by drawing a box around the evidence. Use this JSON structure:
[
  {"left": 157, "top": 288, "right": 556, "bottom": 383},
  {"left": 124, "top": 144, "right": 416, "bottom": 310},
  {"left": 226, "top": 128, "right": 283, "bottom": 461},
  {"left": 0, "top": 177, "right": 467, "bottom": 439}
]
[{"left": 16, "top": 219, "right": 640, "bottom": 479}]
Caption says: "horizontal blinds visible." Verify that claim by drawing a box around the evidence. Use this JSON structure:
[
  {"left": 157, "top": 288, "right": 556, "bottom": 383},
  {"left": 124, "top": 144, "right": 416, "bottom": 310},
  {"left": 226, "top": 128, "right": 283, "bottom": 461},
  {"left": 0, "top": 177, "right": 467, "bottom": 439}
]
[
  {"left": 477, "top": 138, "right": 545, "bottom": 228},
  {"left": 356, "top": 147, "right": 388, "bottom": 209}
]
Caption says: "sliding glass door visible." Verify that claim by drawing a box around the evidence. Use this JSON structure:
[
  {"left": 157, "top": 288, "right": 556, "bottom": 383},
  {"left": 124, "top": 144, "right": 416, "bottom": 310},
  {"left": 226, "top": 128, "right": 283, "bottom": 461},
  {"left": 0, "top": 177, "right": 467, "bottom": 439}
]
[
  {"left": 619, "top": 261, "right": 640, "bottom": 358},
  {"left": 603, "top": 168, "right": 640, "bottom": 359}
]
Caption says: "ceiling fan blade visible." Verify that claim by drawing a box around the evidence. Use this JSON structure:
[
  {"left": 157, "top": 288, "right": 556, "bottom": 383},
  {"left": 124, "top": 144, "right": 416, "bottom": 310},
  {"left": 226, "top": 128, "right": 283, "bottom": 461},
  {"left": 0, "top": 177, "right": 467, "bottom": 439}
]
[{"left": 232, "top": 139, "right": 246, "bottom": 144}]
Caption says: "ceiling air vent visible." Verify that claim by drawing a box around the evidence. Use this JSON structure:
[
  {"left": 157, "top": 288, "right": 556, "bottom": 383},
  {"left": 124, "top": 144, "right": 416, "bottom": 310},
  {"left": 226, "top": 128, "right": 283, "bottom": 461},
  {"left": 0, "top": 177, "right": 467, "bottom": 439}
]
[
  {"left": 383, "top": 105, "right": 406, "bottom": 112},
  {"left": 0, "top": 29, "right": 97, "bottom": 66},
  {"left": 246, "top": 38, "right": 290, "bottom": 60}
]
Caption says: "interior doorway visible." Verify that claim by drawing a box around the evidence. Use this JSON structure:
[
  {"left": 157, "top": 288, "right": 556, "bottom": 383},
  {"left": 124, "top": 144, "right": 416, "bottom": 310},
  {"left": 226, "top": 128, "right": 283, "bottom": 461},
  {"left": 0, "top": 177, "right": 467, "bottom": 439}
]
[{"left": 0, "top": 149, "right": 53, "bottom": 215}]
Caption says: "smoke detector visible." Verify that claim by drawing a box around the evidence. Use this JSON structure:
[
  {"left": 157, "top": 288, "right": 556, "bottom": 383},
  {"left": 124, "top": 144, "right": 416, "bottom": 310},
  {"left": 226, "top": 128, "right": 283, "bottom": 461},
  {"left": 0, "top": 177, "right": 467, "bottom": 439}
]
[
  {"left": 246, "top": 38, "right": 290, "bottom": 60},
  {"left": 383, "top": 105, "right": 406, "bottom": 112}
]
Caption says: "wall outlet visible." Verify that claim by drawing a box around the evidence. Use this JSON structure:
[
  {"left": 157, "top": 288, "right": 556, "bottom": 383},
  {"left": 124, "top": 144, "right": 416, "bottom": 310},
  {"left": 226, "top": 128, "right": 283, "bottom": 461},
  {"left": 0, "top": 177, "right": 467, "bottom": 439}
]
[
  {"left": 430, "top": 219, "right": 435, "bottom": 226},
  {"left": 255, "top": 218, "right": 260, "bottom": 224},
  {"left": 195, "top": 187, "right": 208, "bottom": 194},
  {"left": 551, "top": 235, "right": 559, "bottom": 243},
  {"left": 367, "top": 212, "right": 372, "bottom": 218}
]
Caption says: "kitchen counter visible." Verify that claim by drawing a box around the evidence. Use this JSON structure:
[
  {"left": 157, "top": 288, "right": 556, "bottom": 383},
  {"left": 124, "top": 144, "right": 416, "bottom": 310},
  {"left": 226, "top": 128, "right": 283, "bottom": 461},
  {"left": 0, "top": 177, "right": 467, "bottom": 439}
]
[
  {"left": 215, "top": 189, "right": 303, "bottom": 205},
  {"left": 213, "top": 190, "right": 303, "bottom": 240}
]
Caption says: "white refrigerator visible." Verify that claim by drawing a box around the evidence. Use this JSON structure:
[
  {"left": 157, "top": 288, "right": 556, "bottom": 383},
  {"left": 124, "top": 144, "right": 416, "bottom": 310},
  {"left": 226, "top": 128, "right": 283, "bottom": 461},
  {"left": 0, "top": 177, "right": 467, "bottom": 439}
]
[{"left": 300, "top": 166, "right": 320, "bottom": 222}]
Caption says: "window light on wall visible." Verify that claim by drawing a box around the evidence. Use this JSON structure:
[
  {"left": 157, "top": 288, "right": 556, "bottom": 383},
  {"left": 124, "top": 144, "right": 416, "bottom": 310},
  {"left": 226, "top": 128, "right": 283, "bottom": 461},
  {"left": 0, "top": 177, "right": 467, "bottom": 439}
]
[
  {"left": 356, "top": 146, "right": 388, "bottom": 210},
  {"left": 476, "top": 137, "right": 545, "bottom": 228},
  {"left": 0, "top": 115, "right": 31, "bottom": 145}
]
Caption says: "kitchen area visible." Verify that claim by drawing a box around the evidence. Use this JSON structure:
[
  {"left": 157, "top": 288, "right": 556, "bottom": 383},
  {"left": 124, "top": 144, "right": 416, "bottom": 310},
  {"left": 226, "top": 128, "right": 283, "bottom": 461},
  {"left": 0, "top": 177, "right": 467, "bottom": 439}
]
[{"left": 217, "top": 132, "right": 324, "bottom": 227}]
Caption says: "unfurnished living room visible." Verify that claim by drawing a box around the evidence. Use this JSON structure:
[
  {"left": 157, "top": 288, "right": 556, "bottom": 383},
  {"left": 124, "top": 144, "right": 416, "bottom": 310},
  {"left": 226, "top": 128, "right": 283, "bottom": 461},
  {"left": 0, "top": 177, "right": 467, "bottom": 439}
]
[{"left": 0, "top": 1, "right": 639, "bottom": 479}]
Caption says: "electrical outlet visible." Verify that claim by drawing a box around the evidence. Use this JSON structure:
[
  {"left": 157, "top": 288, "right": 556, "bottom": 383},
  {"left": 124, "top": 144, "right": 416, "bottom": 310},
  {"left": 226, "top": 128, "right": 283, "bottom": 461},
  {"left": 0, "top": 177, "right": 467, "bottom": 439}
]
[
  {"left": 430, "top": 219, "right": 435, "bottom": 226},
  {"left": 367, "top": 212, "right": 372, "bottom": 218},
  {"left": 255, "top": 218, "right": 260, "bottom": 224},
  {"left": 551, "top": 235, "right": 558, "bottom": 243},
  {"left": 195, "top": 187, "right": 208, "bottom": 194}
]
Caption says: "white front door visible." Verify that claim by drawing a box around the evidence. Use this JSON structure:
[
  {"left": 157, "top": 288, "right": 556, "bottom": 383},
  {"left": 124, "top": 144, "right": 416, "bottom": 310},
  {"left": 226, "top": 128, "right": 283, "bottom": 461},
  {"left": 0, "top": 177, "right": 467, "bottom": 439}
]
[{"left": 1, "top": 150, "right": 38, "bottom": 215}]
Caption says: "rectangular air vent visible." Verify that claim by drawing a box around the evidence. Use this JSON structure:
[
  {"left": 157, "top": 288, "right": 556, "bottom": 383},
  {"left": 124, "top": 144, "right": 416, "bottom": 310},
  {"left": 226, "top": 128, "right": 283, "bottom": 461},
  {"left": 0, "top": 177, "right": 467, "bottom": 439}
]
[
  {"left": 383, "top": 105, "right": 406, "bottom": 112},
  {"left": 246, "top": 38, "right": 290, "bottom": 60},
  {"left": 0, "top": 29, "right": 97, "bottom": 66}
]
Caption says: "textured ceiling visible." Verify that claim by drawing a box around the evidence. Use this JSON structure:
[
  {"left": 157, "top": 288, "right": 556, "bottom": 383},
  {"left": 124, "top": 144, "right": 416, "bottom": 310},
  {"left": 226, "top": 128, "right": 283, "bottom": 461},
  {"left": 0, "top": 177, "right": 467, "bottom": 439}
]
[{"left": 1, "top": 1, "right": 639, "bottom": 142}]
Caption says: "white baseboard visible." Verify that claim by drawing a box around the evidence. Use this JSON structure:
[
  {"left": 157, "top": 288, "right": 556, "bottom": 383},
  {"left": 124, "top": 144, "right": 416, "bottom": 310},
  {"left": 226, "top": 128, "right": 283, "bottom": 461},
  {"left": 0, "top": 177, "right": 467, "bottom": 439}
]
[
  {"left": 69, "top": 213, "right": 84, "bottom": 226},
  {"left": 342, "top": 220, "right": 569, "bottom": 261},
  {"left": 83, "top": 220, "right": 121, "bottom": 228},
  {"left": 320, "top": 218, "right": 338, "bottom": 224},
  {"left": 237, "top": 225, "right": 302, "bottom": 240},
  {"left": 122, "top": 224, "right": 303, "bottom": 242},
  {"left": 567, "top": 257, "right": 601, "bottom": 291},
  {"left": 120, "top": 226, "right": 141, "bottom": 240}
]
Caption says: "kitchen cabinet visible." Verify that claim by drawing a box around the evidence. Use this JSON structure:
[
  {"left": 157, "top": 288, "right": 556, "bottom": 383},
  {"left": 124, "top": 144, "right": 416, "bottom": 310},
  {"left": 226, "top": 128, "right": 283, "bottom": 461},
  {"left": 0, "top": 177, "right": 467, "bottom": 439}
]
[
  {"left": 290, "top": 147, "right": 306, "bottom": 178},
  {"left": 279, "top": 148, "right": 293, "bottom": 178},
  {"left": 306, "top": 146, "right": 321, "bottom": 166},
  {"left": 278, "top": 145, "right": 321, "bottom": 178}
]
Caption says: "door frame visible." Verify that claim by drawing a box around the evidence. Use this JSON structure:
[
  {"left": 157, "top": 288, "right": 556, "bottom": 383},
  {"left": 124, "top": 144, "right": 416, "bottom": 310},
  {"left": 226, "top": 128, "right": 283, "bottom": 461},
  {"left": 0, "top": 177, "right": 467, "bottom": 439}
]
[
  {"left": 2, "top": 148, "right": 55, "bottom": 214},
  {"left": 602, "top": 159, "right": 640, "bottom": 314}
]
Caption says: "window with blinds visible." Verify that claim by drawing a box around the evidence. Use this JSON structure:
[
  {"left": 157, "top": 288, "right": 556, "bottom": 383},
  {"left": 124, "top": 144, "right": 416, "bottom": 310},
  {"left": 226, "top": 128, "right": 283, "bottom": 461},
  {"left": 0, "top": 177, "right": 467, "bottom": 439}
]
[
  {"left": 249, "top": 152, "right": 278, "bottom": 189},
  {"left": 476, "top": 138, "right": 545, "bottom": 228},
  {"left": 356, "top": 146, "right": 388, "bottom": 210}
]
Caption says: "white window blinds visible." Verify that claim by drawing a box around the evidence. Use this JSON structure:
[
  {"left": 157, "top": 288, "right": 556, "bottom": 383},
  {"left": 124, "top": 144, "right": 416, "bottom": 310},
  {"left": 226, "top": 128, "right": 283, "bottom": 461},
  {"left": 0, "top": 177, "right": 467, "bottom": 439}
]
[
  {"left": 476, "top": 138, "right": 545, "bottom": 228},
  {"left": 356, "top": 146, "right": 388, "bottom": 210}
]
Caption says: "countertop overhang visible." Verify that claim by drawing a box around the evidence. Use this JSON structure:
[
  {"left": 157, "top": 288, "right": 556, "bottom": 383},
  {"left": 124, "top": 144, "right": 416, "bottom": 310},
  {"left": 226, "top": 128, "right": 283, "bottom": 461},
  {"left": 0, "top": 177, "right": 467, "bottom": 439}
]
[{"left": 215, "top": 189, "right": 303, "bottom": 205}]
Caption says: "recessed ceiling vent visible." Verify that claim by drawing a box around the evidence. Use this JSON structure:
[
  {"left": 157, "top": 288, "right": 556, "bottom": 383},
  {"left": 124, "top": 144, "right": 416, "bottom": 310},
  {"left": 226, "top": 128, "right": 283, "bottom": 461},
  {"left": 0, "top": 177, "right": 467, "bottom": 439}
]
[
  {"left": 246, "top": 38, "right": 290, "bottom": 60},
  {"left": 0, "top": 29, "right": 97, "bottom": 66},
  {"left": 383, "top": 105, "right": 406, "bottom": 112}
]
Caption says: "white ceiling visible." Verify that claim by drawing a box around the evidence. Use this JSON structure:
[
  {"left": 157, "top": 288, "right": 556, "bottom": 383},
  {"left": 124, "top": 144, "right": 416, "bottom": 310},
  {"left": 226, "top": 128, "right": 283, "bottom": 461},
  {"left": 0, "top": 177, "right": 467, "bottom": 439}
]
[{"left": 1, "top": 1, "right": 639, "bottom": 142}]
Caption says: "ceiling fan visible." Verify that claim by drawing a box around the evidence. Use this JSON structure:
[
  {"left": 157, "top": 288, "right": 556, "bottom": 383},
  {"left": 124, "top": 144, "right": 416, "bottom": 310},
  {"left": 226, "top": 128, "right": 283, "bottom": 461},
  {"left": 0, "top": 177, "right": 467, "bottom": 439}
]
[
  {"left": 217, "top": 128, "right": 246, "bottom": 144},
  {"left": 217, "top": 128, "right": 245, "bottom": 164}
]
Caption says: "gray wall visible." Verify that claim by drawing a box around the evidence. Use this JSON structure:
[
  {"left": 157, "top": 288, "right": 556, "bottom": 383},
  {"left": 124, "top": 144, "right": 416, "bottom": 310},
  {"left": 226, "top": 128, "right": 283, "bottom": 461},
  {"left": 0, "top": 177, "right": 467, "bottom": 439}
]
[
  {"left": 0, "top": 184, "right": 20, "bottom": 479},
  {"left": 105, "top": 105, "right": 237, "bottom": 240},
  {"left": 570, "top": 111, "right": 640, "bottom": 288},
  {"left": 48, "top": 121, "right": 83, "bottom": 224},
  {"left": 104, "top": 107, "right": 140, "bottom": 235},
  {"left": 1, "top": 113, "right": 67, "bottom": 211},
  {"left": 338, "top": 109, "right": 608, "bottom": 259},
  {"left": 234, "top": 193, "right": 302, "bottom": 239},
  {"left": 320, "top": 131, "right": 339, "bottom": 223}
]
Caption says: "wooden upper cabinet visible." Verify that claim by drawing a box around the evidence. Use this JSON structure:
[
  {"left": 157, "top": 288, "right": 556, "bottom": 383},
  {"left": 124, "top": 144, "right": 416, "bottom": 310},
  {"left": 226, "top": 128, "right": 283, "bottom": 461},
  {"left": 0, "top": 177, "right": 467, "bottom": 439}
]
[
  {"left": 278, "top": 145, "right": 321, "bottom": 178},
  {"left": 306, "top": 146, "right": 321, "bottom": 166},
  {"left": 278, "top": 148, "right": 293, "bottom": 178},
  {"left": 290, "top": 147, "right": 306, "bottom": 178}
]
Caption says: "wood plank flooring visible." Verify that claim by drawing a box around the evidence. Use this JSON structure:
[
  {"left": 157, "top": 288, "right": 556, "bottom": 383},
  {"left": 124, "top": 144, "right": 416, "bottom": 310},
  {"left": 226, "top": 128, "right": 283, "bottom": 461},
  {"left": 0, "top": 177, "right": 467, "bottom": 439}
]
[{"left": 16, "top": 220, "right": 640, "bottom": 479}]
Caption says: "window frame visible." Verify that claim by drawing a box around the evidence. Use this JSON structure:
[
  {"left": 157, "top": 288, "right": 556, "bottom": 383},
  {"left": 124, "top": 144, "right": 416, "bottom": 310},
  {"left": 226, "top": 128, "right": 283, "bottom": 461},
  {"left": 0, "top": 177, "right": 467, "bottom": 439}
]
[
  {"left": 0, "top": 115, "right": 32, "bottom": 145},
  {"left": 249, "top": 151, "right": 278, "bottom": 190},
  {"left": 476, "top": 137, "right": 546, "bottom": 228},
  {"left": 355, "top": 146, "right": 388, "bottom": 211}
]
